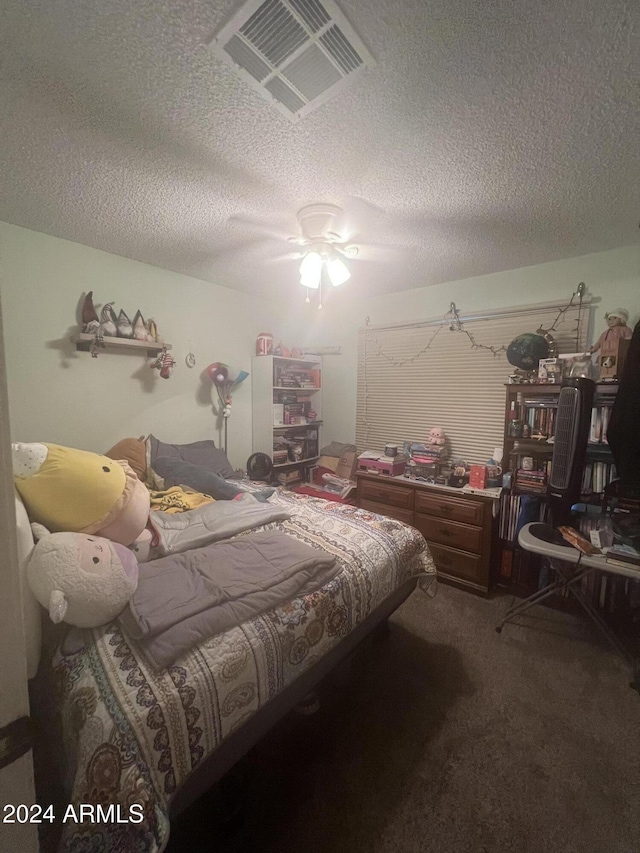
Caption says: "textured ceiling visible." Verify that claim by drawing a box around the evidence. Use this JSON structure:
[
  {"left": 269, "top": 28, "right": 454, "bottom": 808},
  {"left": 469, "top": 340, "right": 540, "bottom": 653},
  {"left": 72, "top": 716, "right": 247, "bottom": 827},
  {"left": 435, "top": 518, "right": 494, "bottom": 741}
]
[{"left": 0, "top": 0, "right": 638, "bottom": 300}]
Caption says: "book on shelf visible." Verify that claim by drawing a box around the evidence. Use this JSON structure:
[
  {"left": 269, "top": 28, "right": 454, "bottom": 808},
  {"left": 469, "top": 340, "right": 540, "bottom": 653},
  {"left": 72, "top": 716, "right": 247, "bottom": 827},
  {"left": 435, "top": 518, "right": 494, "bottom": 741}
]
[
  {"left": 589, "top": 405, "right": 613, "bottom": 444},
  {"left": 274, "top": 366, "right": 320, "bottom": 389},
  {"left": 580, "top": 461, "right": 617, "bottom": 495}
]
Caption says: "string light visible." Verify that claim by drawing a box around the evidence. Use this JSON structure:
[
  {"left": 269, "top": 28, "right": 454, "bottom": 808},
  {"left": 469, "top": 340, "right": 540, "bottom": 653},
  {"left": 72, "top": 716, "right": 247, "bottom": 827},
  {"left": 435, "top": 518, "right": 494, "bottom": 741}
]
[
  {"left": 536, "top": 282, "right": 585, "bottom": 351},
  {"left": 359, "top": 286, "right": 587, "bottom": 444}
]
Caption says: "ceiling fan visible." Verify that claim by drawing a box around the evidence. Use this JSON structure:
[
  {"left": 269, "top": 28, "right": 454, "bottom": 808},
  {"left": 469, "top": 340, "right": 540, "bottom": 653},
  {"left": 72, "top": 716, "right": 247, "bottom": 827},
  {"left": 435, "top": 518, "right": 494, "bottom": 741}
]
[
  {"left": 290, "top": 203, "right": 358, "bottom": 298},
  {"left": 228, "top": 198, "right": 416, "bottom": 307}
]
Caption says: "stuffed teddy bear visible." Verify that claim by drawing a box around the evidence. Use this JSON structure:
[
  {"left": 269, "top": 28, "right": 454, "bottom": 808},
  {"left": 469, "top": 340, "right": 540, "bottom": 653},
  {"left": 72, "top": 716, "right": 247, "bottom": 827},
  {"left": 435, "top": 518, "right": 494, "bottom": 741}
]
[
  {"left": 26, "top": 527, "right": 139, "bottom": 628},
  {"left": 12, "top": 442, "right": 150, "bottom": 546},
  {"left": 428, "top": 427, "right": 446, "bottom": 447}
]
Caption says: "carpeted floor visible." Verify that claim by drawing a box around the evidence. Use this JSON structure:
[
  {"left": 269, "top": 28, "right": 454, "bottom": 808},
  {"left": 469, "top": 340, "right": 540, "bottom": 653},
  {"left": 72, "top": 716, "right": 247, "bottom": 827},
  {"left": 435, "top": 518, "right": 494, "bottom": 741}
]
[{"left": 168, "top": 583, "right": 640, "bottom": 853}]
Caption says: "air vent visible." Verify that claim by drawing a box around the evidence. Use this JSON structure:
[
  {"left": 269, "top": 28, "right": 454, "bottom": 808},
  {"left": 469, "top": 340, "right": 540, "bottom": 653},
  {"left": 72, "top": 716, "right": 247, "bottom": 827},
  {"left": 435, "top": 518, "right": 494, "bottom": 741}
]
[{"left": 211, "top": 0, "right": 375, "bottom": 119}]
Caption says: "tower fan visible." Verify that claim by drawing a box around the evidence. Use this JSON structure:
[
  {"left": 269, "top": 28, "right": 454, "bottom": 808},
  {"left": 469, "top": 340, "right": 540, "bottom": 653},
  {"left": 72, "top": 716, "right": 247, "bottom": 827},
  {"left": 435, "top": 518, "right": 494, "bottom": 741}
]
[{"left": 547, "top": 377, "right": 596, "bottom": 527}]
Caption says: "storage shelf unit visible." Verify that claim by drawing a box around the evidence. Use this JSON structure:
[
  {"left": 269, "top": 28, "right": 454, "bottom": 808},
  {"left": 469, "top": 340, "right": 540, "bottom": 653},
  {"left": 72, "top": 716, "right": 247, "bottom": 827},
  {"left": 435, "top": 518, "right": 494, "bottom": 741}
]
[
  {"left": 499, "top": 381, "right": 620, "bottom": 598},
  {"left": 252, "top": 355, "right": 322, "bottom": 487}
]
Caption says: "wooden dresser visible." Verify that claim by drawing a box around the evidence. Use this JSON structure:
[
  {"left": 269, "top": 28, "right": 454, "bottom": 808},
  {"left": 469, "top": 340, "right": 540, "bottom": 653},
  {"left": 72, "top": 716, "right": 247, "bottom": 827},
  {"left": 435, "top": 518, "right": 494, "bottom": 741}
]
[{"left": 357, "top": 472, "right": 498, "bottom": 593}]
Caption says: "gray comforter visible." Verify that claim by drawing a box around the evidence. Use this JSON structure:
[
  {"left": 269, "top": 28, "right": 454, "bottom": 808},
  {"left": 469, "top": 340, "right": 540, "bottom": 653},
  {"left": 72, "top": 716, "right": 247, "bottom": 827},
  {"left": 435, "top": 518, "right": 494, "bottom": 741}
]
[
  {"left": 147, "top": 493, "right": 291, "bottom": 556},
  {"left": 119, "top": 530, "right": 339, "bottom": 669}
]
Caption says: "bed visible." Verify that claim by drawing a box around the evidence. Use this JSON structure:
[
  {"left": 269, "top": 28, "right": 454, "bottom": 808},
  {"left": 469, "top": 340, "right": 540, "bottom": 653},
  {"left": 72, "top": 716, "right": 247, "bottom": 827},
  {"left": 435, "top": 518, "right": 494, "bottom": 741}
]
[{"left": 17, "top": 446, "right": 436, "bottom": 853}]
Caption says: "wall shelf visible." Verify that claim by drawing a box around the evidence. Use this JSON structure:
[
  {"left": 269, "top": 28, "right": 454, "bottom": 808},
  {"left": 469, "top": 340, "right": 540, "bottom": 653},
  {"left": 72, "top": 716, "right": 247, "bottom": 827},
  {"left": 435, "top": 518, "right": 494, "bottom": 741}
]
[{"left": 73, "top": 333, "right": 171, "bottom": 356}]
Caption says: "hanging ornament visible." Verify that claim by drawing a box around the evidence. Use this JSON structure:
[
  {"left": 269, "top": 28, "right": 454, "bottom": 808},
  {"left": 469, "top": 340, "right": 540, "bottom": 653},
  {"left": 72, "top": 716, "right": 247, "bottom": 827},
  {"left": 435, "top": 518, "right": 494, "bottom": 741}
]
[
  {"left": 150, "top": 346, "right": 175, "bottom": 379},
  {"left": 90, "top": 327, "right": 105, "bottom": 358}
]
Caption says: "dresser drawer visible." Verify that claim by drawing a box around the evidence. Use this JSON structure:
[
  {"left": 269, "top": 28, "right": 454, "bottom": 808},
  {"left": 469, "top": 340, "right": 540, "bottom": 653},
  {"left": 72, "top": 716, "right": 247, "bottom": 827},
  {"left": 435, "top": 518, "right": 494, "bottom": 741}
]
[
  {"left": 359, "top": 479, "right": 414, "bottom": 510},
  {"left": 414, "top": 491, "right": 484, "bottom": 525},
  {"left": 414, "top": 514, "right": 483, "bottom": 554},
  {"left": 428, "top": 542, "right": 486, "bottom": 586},
  {"left": 360, "top": 499, "right": 414, "bottom": 526}
]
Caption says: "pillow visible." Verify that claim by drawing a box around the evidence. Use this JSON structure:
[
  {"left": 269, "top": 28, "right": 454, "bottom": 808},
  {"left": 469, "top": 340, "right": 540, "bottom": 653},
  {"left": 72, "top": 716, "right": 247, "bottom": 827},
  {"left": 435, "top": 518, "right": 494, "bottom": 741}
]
[
  {"left": 105, "top": 437, "right": 147, "bottom": 481},
  {"left": 148, "top": 435, "right": 235, "bottom": 479}
]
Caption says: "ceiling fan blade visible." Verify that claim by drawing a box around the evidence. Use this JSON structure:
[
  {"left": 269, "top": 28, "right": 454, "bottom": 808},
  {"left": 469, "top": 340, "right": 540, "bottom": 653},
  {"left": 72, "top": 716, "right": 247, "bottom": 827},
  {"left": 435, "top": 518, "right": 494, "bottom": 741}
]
[
  {"left": 334, "top": 196, "right": 389, "bottom": 242},
  {"left": 227, "top": 215, "right": 298, "bottom": 243},
  {"left": 347, "top": 241, "right": 417, "bottom": 263},
  {"left": 264, "top": 250, "right": 306, "bottom": 264}
]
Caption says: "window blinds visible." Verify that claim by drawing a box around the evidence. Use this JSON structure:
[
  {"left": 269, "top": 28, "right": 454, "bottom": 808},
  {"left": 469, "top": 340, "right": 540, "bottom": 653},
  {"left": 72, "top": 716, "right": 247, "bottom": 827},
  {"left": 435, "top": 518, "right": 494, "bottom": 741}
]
[{"left": 356, "top": 301, "right": 588, "bottom": 466}]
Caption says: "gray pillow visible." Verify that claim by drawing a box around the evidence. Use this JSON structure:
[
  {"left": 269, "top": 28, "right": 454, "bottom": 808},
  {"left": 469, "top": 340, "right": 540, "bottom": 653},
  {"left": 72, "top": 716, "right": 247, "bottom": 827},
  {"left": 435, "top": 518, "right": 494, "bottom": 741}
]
[{"left": 148, "top": 435, "right": 235, "bottom": 479}]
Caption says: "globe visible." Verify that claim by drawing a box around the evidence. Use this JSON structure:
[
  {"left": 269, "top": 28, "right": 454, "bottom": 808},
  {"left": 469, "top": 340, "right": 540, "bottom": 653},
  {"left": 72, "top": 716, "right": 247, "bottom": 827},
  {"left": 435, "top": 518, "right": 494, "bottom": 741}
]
[{"left": 506, "top": 333, "right": 550, "bottom": 369}]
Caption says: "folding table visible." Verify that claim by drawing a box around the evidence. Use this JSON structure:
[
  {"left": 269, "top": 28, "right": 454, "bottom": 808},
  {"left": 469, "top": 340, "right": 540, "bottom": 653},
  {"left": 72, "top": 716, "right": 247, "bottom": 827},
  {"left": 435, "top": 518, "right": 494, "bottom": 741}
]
[{"left": 496, "top": 522, "right": 640, "bottom": 691}]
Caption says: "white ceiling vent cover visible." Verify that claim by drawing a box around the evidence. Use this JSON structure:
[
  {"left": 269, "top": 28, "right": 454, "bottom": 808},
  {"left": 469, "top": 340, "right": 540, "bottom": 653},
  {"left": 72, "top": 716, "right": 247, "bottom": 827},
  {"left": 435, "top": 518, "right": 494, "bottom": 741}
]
[{"left": 210, "top": 0, "right": 375, "bottom": 119}]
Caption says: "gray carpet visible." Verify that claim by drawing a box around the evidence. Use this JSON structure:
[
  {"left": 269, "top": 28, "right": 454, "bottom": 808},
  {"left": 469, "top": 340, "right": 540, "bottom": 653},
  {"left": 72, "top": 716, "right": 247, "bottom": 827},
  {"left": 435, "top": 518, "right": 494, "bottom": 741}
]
[{"left": 168, "top": 583, "right": 640, "bottom": 853}]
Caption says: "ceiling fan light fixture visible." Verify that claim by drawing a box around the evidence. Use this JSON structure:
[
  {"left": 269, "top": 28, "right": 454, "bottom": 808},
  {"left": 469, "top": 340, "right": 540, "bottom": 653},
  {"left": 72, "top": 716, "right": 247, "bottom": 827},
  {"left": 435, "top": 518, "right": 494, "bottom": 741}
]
[
  {"left": 326, "top": 255, "right": 350, "bottom": 286},
  {"left": 299, "top": 250, "right": 322, "bottom": 288}
]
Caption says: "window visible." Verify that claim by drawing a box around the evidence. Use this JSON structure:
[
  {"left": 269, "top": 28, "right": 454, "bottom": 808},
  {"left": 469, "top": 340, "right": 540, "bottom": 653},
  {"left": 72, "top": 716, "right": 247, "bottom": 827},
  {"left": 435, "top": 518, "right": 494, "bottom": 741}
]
[{"left": 356, "top": 300, "right": 588, "bottom": 465}]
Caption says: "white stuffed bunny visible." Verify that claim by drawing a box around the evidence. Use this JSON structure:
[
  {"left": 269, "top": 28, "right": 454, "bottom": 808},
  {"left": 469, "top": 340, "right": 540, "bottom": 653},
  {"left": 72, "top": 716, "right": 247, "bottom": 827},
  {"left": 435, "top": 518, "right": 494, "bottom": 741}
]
[{"left": 26, "top": 525, "right": 139, "bottom": 628}]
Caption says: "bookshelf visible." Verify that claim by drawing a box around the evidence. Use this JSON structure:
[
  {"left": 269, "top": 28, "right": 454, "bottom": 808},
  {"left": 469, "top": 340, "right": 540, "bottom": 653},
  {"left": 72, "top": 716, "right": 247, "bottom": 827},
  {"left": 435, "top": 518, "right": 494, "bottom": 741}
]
[
  {"left": 251, "top": 355, "right": 322, "bottom": 488},
  {"left": 498, "top": 382, "right": 623, "bottom": 607}
]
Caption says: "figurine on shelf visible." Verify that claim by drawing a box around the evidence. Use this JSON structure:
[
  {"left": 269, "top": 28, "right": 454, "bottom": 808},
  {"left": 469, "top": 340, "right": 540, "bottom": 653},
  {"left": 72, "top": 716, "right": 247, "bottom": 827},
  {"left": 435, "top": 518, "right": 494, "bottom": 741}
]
[
  {"left": 99, "top": 302, "right": 118, "bottom": 337},
  {"left": 589, "top": 308, "right": 633, "bottom": 380},
  {"left": 589, "top": 309, "right": 633, "bottom": 355},
  {"left": 146, "top": 319, "right": 158, "bottom": 342},
  {"left": 274, "top": 342, "right": 291, "bottom": 357},
  {"left": 81, "top": 291, "right": 100, "bottom": 333},
  {"left": 132, "top": 310, "right": 148, "bottom": 341},
  {"left": 116, "top": 309, "right": 133, "bottom": 338}
]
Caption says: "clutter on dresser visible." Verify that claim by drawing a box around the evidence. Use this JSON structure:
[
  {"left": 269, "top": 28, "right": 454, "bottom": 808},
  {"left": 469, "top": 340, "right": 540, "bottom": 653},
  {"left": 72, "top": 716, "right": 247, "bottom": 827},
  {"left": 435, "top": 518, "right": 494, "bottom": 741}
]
[
  {"left": 448, "top": 459, "right": 470, "bottom": 488},
  {"left": 357, "top": 451, "right": 406, "bottom": 477},
  {"left": 402, "top": 428, "right": 450, "bottom": 482}
]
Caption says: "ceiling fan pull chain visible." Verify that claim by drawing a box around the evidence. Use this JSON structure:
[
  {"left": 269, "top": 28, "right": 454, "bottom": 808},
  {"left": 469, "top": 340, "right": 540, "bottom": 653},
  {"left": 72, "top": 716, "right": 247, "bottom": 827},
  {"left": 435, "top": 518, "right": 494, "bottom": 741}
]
[{"left": 318, "top": 277, "right": 323, "bottom": 310}]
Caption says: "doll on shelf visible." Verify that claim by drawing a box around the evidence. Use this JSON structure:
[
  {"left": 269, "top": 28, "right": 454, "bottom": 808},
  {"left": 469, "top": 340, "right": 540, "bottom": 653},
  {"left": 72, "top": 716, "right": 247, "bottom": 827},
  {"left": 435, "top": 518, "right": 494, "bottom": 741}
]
[{"left": 589, "top": 308, "right": 633, "bottom": 355}]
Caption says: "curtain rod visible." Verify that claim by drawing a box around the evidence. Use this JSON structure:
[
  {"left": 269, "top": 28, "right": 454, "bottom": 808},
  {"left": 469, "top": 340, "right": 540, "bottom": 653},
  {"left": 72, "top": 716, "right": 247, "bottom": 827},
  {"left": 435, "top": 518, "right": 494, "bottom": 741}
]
[{"left": 360, "top": 296, "right": 594, "bottom": 334}]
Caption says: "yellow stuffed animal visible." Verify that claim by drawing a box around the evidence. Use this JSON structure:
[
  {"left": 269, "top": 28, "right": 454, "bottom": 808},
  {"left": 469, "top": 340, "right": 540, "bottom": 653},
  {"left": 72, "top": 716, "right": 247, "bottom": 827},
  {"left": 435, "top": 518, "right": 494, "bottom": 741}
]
[{"left": 12, "top": 442, "right": 150, "bottom": 546}]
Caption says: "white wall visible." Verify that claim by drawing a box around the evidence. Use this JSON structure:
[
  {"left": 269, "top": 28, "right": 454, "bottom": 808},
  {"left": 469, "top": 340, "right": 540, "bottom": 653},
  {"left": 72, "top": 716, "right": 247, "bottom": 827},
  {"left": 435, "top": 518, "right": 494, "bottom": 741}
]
[
  {"left": 0, "top": 223, "right": 283, "bottom": 469},
  {"left": 281, "top": 245, "right": 640, "bottom": 446},
  {"left": 2, "top": 222, "right": 638, "bottom": 461}
]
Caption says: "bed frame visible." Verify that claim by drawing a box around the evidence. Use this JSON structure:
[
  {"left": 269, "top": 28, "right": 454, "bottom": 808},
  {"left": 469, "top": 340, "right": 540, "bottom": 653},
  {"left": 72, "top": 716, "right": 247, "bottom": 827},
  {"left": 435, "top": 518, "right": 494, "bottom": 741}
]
[{"left": 168, "top": 575, "right": 421, "bottom": 818}]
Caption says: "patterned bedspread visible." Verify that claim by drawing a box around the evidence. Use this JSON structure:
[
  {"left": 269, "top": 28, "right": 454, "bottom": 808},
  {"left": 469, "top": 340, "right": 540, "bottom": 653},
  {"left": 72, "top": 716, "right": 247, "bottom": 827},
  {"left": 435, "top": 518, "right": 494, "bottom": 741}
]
[{"left": 51, "top": 489, "right": 435, "bottom": 852}]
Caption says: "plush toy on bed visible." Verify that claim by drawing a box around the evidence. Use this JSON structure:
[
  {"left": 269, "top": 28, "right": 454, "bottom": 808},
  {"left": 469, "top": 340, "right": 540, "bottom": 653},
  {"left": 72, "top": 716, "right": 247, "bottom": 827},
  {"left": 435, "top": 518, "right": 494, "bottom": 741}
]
[
  {"left": 12, "top": 442, "right": 150, "bottom": 546},
  {"left": 26, "top": 526, "right": 139, "bottom": 627}
]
